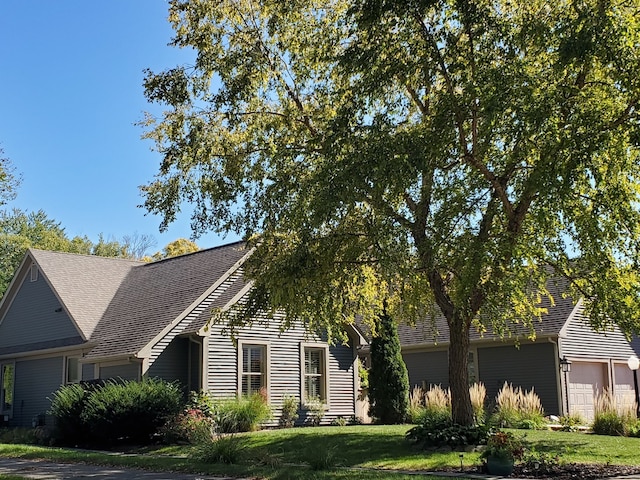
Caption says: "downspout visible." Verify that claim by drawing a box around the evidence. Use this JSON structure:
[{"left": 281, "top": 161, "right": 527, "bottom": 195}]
[{"left": 548, "top": 338, "right": 565, "bottom": 416}]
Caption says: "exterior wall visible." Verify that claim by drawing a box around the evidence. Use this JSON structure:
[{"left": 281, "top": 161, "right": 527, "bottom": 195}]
[
  {"left": 0, "top": 275, "right": 80, "bottom": 350},
  {"left": 205, "top": 318, "right": 357, "bottom": 426},
  {"left": 99, "top": 362, "right": 140, "bottom": 381},
  {"left": 402, "top": 350, "right": 449, "bottom": 389},
  {"left": 147, "top": 337, "right": 189, "bottom": 391},
  {"left": 81, "top": 363, "right": 95, "bottom": 381},
  {"left": 561, "top": 313, "right": 637, "bottom": 361},
  {"left": 11, "top": 356, "right": 63, "bottom": 427},
  {"left": 478, "top": 342, "right": 560, "bottom": 416}
]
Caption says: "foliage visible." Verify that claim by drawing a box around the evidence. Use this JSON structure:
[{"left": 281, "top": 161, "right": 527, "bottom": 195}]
[
  {"left": 469, "top": 383, "right": 487, "bottom": 424},
  {"left": 520, "top": 449, "right": 562, "bottom": 475},
  {"left": 406, "top": 415, "right": 492, "bottom": 449},
  {"left": 303, "top": 397, "right": 327, "bottom": 426},
  {"left": 142, "top": 0, "right": 640, "bottom": 428},
  {"left": 48, "top": 383, "right": 91, "bottom": 444},
  {"left": 559, "top": 413, "right": 586, "bottom": 432},
  {"left": 368, "top": 313, "right": 409, "bottom": 424},
  {"left": 150, "top": 238, "right": 199, "bottom": 260},
  {"left": 213, "top": 392, "right": 272, "bottom": 433},
  {"left": 0, "top": 148, "right": 20, "bottom": 206},
  {"left": 0, "top": 427, "right": 50, "bottom": 446},
  {"left": 490, "top": 382, "right": 546, "bottom": 429},
  {"left": 49, "top": 379, "right": 183, "bottom": 446},
  {"left": 189, "top": 435, "right": 244, "bottom": 464},
  {"left": 160, "top": 407, "right": 214, "bottom": 444},
  {"left": 279, "top": 394, "right": 299, "bottom": 428},
  {"left": 592, "top": 388, "right": 637, "bottom": 436},
  {"left": 481, "top": 431, "right": 526, "bottom": 461},
  {"left": 305, "top": 444, "right": 341, "bottom": 470},
  {"left": 331, "top": 416, "right": 348, "bottom": 427}
]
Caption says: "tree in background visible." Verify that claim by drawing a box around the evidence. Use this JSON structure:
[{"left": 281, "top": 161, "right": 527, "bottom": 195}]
[
  {"left": 149, "top": 238, "right": 199, "bottom": 261},
  {"left": 368, "top": 312, "right": 409, "bottom": 424},
  {"left": 0, "top": 148, "right": 20, "bottom": 207},
  {"left": 141, "top": 0, "right": 640, "bottom": 425}
]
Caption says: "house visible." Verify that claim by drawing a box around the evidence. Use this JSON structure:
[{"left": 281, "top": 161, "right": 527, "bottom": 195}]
[
  {"left": 0, "top": 242, "right": 365, "bottom": 428},
  {"left": 397, "top": 277, "right": 640, "bottom": 422}
]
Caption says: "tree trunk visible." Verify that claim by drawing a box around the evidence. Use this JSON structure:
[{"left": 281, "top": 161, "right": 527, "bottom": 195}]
[{"left": 448, "top": 314, "right": 474, "bottom": 426}]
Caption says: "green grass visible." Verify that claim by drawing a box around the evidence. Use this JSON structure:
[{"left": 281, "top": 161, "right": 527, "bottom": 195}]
[{"left": 0, "top": 425, "right": 639, "bottom": 479}]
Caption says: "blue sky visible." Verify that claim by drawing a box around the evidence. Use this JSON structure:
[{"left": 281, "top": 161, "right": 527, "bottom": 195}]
[{"left": 0, "top": 1, "right": 239, "bottom": 254}]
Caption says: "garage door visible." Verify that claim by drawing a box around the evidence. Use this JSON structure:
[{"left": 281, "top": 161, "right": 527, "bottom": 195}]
[
  {"left": 613, "top": 363, "right": 636, "bottom": 411},
  {"left": 568, "top": 362, "right": 608, "bottom": 422}
]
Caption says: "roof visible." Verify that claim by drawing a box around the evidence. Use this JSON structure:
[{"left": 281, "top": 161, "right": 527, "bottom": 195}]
[
  {"left": 7, "top": 242, "right": 250, "bottom": 360},
  {"left": 85, "top": 241, "right": 250, "bottom": 359},
  {"left": 397, "top": 275, "right": 579, "bottom": 348},
  {"left": 29, "top": 250, "right": 141, "bottom": 339}
]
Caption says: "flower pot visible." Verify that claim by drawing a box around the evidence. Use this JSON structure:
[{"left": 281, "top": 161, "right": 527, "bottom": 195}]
[{"left": 486, "top": 456, "right": 515, "bottom": 476}]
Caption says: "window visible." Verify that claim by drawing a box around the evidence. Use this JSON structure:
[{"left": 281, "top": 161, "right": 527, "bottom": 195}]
[
  {"left": 302, "top": 345, "right": 329, "bottom": 402},
  {"left": 240, "top": 343, "right": 267, "bottom": 396},
  {"left": 66, "top": 357, "right": 81, "bottom": 384},
  {"left": 30, "top": 264, "right": 38, "bottom": 282},
  {"left": 1, "top": 363, "right": 14, "bottom": 415}
]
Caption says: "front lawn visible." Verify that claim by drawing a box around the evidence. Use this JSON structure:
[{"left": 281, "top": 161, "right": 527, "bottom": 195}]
[{"left": 1, "top": 425, "right": 639, "bottom": 479}]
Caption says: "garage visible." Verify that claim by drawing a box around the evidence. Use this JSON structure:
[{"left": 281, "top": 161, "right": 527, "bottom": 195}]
[
  {"left": 613, "top": 363, "right": 636, "bottom": 411},
  {"left": 568, "top": 361, "right": 608, "bottom": 422}
]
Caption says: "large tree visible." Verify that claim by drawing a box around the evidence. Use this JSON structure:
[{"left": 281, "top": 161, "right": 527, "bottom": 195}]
[{"left": 141, "top": 0, "right": 640, "bottom": 425}]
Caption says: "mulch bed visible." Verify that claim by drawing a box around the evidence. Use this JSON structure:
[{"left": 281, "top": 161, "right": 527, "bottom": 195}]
[{"left": 441, "top": 463, "right": 640, "bottom": 479}]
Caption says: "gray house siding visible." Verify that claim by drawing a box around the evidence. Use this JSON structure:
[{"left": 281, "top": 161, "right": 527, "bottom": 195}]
[
  {"left": 81, "top": 363, "right": 95, "bottom": 381},
  {"left": 99, "top": 363, "right": 140, "bottom": 381},
  {"left": 561, "top": 312, "right": 636, "bottom": 360},
  {"left": 0, "top": 275, "right": 79, "bottom": 350},
  {"left": 12, "top": 356, "right": 63, "bottom": 427},
  {"left": 206, "top": 318, "right": 356, "bottom": 426},
  {"left": 148, "top": 337, "right": 189, "bottom": 390},
  {"left": 477, "top": 342, "right": 560, "bottom": 416},
  {"left": 403, "top": 350, "right": 449, "bottom": 389}
]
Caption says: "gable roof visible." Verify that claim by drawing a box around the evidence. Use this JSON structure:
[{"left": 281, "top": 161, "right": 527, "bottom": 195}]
[
  {"left": 85, "top": 241, "right": 250, "bottom": 360},
  {"left": 398, "top": 275, "right": 579, "bottom": 348},
  {"left": 0, "top": 241, "right": 251, "bottom": 360},
  {"left": 27, "top": 250, "right": 142, "bottom": 340}
]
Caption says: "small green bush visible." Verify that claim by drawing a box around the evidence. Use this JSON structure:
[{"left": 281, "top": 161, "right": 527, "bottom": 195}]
[
  {"left": 214, "top": 392, "right": 272, "bottom": 433},
  {"left": 304, "top": 397, "right": 326, "bottom": 426},
  {"left": 592, "top": 388, "right": 637, "bottom": 436},
  {"left": 48, "top": 383, "right": 92, "bottom": 444},
  {"left": 306, "top": 444, "right": 340, "bottom": 470},
  {"left": 559, "top": 413, "right": 585, "bottom": 432},
  {"left": 160, "top": 408, "right": 214, "bottom": 444},
  {"left": 189, "top": 435, "right": 244, "bottom": 464},
  {"left": 406, "top": 415, "right": 493, "bottom": 448},
  {"left": 279, "top": 394, "right": 299, "bottom": 428}
]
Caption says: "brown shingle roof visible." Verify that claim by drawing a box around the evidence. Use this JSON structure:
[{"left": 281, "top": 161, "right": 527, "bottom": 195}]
[
  {"left": 29, "top": 249, "right": 141, "bottom": 339},
  {"left": 397, "top": 276, "right": 578, "bottom": 347},
  {"left": 85, "top": 241, "right": 249, "bottom": 359}
]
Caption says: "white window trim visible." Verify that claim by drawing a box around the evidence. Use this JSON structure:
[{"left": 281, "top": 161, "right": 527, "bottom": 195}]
[
  {"left": 237, "top": 340, "right": 270, "bottom": 399},
  {"left": 64, "top": 356, "right": 82, "bottom": 384},
  {"left": 300, "top": 343, "right": 330, "bottom": 407},
  {"left": 30, "top": 264, "right": 38, "bottom": 282},
  {"left": 0, "top": 361, "right": 15, "bottom": 418}
]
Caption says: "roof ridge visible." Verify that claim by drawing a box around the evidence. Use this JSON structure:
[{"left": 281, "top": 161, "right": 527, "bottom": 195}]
[
  {"left": 145, "top": 240, "right": 246, "bottom": 265},
  {"left": 29, "top": 248, "right": 144, "bottom": 265}
]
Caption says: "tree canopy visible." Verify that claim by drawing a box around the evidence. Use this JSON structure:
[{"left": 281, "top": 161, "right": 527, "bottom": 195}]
[{"left": 142, "top": 0, "right": 640, "bottom": 424}]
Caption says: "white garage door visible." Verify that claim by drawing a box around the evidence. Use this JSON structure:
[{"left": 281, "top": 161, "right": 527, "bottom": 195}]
[
  {"left": 613, "top": 363, "right": 636, "bottom": 411},
  {"left": 568, "top": 362, "right": 608, "bottom": 422}
]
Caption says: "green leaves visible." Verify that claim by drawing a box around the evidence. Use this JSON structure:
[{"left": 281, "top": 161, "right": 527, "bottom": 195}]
[{"left": 142, "top": 0, "right": 640, "bottom": 340}]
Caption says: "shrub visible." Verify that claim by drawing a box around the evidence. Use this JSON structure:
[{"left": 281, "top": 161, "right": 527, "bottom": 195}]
[
  {"left": 160, "top": 408, "right": 214, "bottom": 444},
  {"left": 592, "top": 388, "right": 637, "bottom": 436},
  {"left": 559, "top": 413, "right": 585, "bottom": 432},
  {"left": 189, "top": 435, "right": 244, "bottom": 464},
  {"left": 368, "top": 312, "right": 409, "bottom": 424},
  {"left": 306, "top": 444, "right": 340, "bottom": 470},
  {"left": 406, "top": 414, "right": 492, "bottom": 448},
  {"left": 279, "top": 394, "right": 299, "bottom": 428},
  {"left": 469, "top": 382, "right": 487, "bottom": 424},
  {"left": 408, "top": 386, "right": 427, "bottom": 424},
  {"left": 490, "top": 382, "right": 546, "bottom": 429},
  {"left": 214, "top": 392, "right": 272, "bottom": 433},
  {"left": 331, "top": 416, "right": 348, "bottom": 426},
  {"left": 80, "top": 378, "right": 183, "bottom": 445},
  {"left": 48, "top": 383, "right": 90, "bottom": 444},
  {"left": 304, "top": 397, "right": 326, "bottom": 426},
  {"left": 481, "top": 431, "right": 525, "bottom": 461}
]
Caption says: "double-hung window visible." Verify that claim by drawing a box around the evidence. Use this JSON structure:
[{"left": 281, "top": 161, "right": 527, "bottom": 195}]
[
  {"left": 301, "top": 344, "right": 329, "bottom": 403},
  {"left": 1, "top": 362, "right": 15, "bottom": 417},
  {"left": 65, "top": 357, "right": 81, "bottom": 384},
  {"left": 239, "top": 342, "right": 268, "bottom": 396}
]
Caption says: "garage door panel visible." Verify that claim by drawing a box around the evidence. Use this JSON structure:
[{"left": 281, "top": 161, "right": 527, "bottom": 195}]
[{"left": 568, "top": 362, "right": 607, "bottom": 422}]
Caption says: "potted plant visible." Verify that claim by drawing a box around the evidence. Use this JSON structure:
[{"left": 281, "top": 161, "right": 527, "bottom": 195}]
[{"left": 481, "top": 431, "right": 525, "bottom": 475}]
